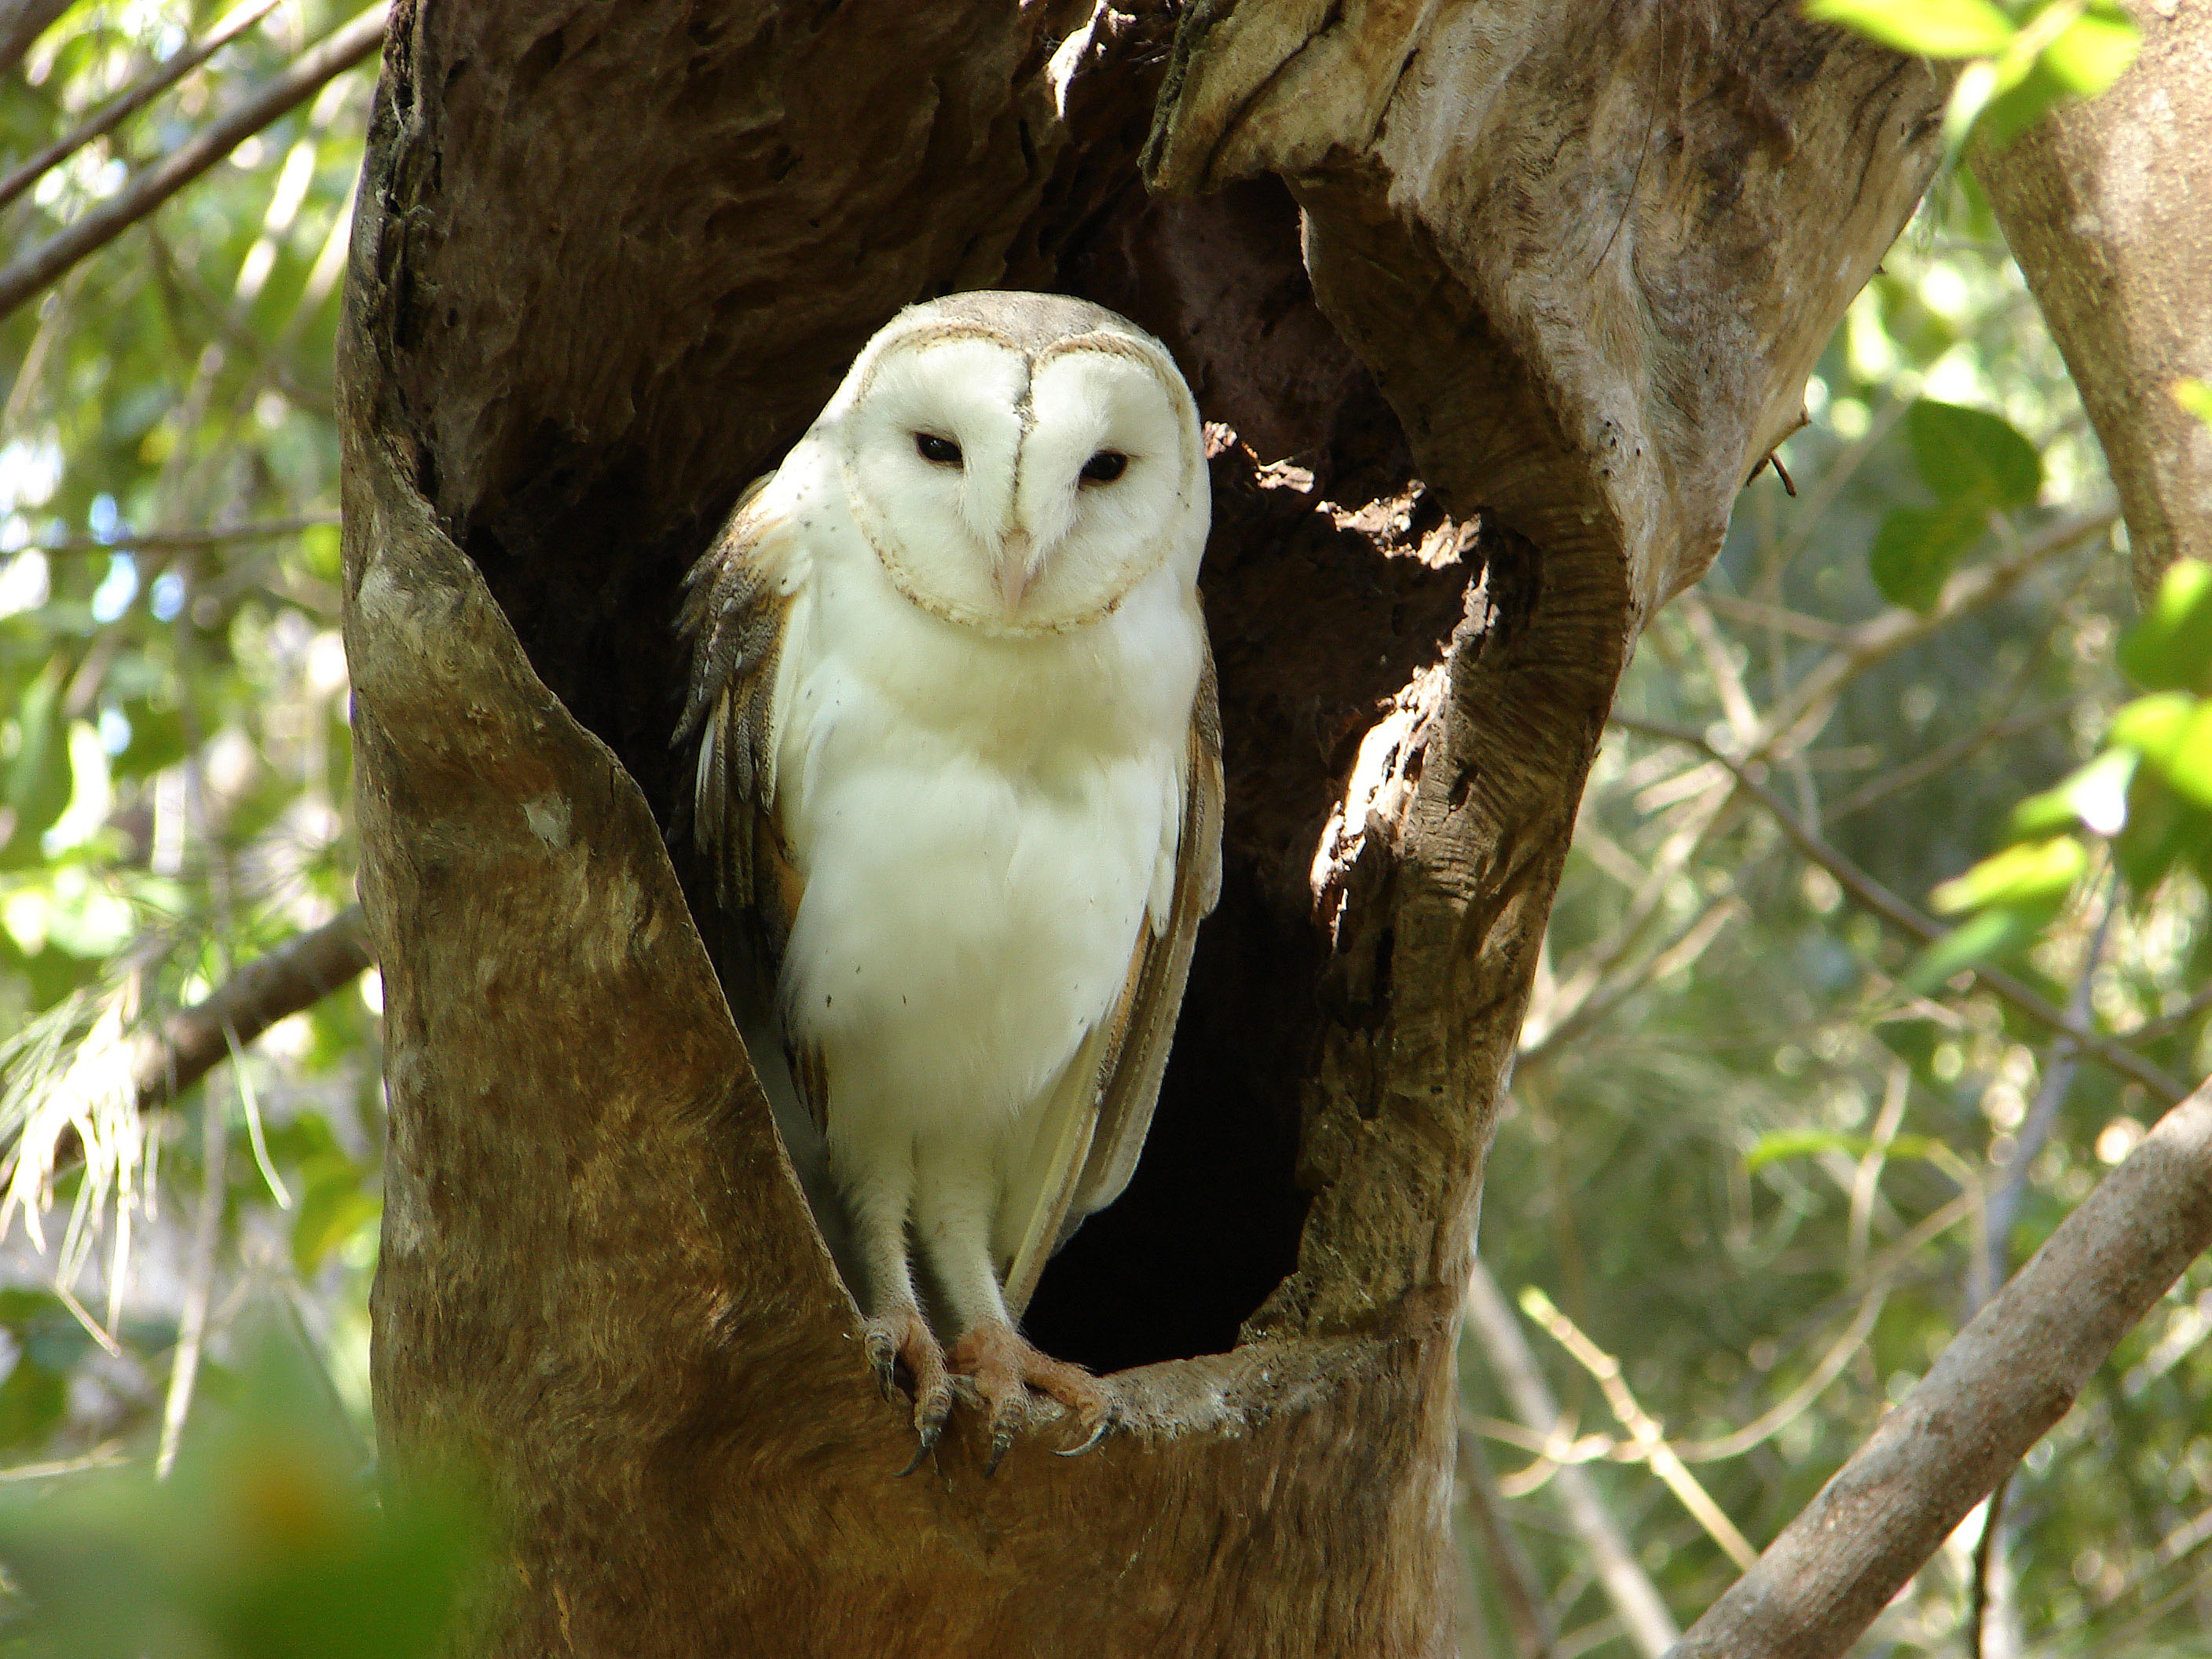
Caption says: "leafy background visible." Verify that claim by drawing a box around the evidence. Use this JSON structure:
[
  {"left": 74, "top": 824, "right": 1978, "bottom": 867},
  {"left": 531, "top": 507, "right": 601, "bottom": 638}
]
[{"left": 0, "top": 2, "right": 2207, "bottom": 1656}]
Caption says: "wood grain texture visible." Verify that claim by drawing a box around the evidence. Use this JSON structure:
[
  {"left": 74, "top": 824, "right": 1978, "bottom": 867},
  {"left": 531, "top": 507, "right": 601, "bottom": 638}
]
[
  {"left": 339, "top": 2, "right": 1947, "bottom": 1650},
  {"left": 1976, "top": 0, "right": 2212, "bottom": 599}
]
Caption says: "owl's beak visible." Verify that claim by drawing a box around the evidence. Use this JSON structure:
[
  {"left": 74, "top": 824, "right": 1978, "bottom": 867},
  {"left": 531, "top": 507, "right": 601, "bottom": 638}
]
[{"left": 997, "top": 529, "right": 1036, "bottom": 614}]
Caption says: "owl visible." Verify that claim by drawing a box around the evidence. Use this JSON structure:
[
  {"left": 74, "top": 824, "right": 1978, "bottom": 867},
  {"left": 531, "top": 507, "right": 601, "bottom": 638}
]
[{"left": 678, "top": 292, "right": 1221, "bottom": 1470}]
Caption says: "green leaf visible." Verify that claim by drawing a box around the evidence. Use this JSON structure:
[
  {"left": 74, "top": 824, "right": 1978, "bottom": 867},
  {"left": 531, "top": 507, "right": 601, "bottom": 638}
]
[
  {"left": 1806, "top": 0, "right": 2015, "bottom": 57},
  {"left": 1745, "top": 1127, "right": 1946, "bottom": 1172},
  {"left": 2113, "top": 769, "right": 2198, "bottom": 896},
  {"left": 291, "top": 1160, "right": 381, "bottom": 1278},
  {"left": 0, "top": 1358, "right": 68, "bottom": 1450},
  {"left": 2, "top": 661, "right": 70, "bottom": 864},
  {"left": 1905, "top": 906, "right": 2045, "bottom": 991},
  {"left": 1904, "top": 399, "right": 2044, "bottom": 508},
  {"left": 1931, "top": 835, "right": 2089, "bottom": 914},
  {"left": 1869, "top": 500, "right": 1988, "bottom": 613},
  {"left": 2118, "top": 559, "right": 2212, "bottom": 694},
  {"left": 2177, "top": 379, "right": 2212, "bottom": 430},
  {"left": 2039, "top": 5, "right": 2141, "bottom": 95},
  {"left": 2009, "top": 747, "right": 2138, "bottom": 841},
  {"left": 2111, "top": 695, "right": 2212, "bottom": 811}
]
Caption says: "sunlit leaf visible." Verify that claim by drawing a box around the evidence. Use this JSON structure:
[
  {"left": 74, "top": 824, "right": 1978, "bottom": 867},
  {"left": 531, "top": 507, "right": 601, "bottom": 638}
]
[
  {"left": 1745, "top": 1127, "right": 1946, "bottom": 1172},
  {"left": 2117, "top": 558, "right": 2212, "bottom": 694},
  {"left": 2177, "top": 379, "right": 2212, "bottom": 430},
  {"left": 1805, "top": 0, "right": 2015, "bottom": 57},
  {"left": 1904, "top": 905, "right": 2045, "bottom": 991},
  {"left": 1931, "top": 835, "right": 2088, "bottom": 915},
  {"left": 2038, "top": 5, "right": 2141, "bottom": 95},
  {"left": 2009, "top": 746, "right": 2138, "bottom": 841}
]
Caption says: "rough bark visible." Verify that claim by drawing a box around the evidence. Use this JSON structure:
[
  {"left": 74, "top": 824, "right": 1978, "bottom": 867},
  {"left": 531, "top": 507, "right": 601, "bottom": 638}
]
[
  {"left": 1976, "top": 1, "right": 2212, "bottom": 599},
  {"left": 339, "top": 2, "right": 1943, "bottom": 1652}
]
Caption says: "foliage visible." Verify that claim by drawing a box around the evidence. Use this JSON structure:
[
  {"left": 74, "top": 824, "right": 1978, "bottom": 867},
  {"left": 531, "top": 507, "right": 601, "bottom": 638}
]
[
  {"left": 1466, "top": 171, "right": 2210, "bottom": 1656},
  {"left": 0, "top": 0, "right": 383, "bottom": 1577},
  {"left": 0, "top": 1328, "right": 485, "bottom": 1658},
  {"left": 1805, "top": 0, "right": 2141, "bottom": 153}
]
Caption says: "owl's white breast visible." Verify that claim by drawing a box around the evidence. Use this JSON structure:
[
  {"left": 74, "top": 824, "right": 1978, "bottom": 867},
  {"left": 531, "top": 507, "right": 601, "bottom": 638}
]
[{"left": 765, "top": 449, "right": 1204, "bottom": 1159}]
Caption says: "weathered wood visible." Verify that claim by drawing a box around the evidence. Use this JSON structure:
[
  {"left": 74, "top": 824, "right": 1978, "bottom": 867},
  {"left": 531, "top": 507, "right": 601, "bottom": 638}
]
[
  {"left": 1976, "top": 0, "right": 2212, "bottom": 599},
  {"left": 340, "top": 2, "right": 1946, "bottom": 1652}
]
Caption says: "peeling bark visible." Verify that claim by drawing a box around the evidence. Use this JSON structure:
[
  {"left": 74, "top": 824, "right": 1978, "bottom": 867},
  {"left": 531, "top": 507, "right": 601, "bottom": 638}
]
[
  {"left": 340, "top": 2, "right": 1944, "bottom": 1651},
  {"left": 1976, "top": 1, "right": 2212, "bottom": 599}
]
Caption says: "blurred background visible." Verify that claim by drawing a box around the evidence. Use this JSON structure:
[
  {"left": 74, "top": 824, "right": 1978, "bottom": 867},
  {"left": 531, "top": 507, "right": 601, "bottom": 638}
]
[{"left": 0, "top": 3, "right": 2206, "bottom": 1655}]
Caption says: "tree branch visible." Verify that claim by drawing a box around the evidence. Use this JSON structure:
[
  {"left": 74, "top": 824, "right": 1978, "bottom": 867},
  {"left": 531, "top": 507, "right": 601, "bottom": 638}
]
[
  {"left": 26, "top": 515, "right": 340, "bottom": 557},
  {"left": 0, "top": 3, "right": 387, "bottom": 324},
  {"left": 0, "top": 0, "right": 285, "bottom": 214},
  {"left": 130, "top": 906, "right": 372, "bottom": 1115},
  {"left": 1609, "top": 716, "right": 2190, "bottom": 1107},
  {"left": 1666, "top": 1075, "right": 2212, "bottom": 1659},
  {"left": 1466, "top": 1261, "right": 1683, "bottom": 1658}
]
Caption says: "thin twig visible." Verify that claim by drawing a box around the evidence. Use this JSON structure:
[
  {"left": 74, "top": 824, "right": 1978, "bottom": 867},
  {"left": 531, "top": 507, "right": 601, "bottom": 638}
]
[
  {"left": 1664, "top": 1076, "right": 2212, "bottom": 1659},
  {"left": 1465, "top": 1260, "right": 1683, "bottom": 1658},
  {"left": 1976, "top": 870, "right": 2118, "bottom": 1313},
  {"left": 1968, "top": 1474, "right": 2012, "bottom": 1659},
  {"left": 1458, "top": 1412, "right": 1564, "bottom": 1659},
  {"left": 1609, "top": 716, "right": 2189, "bottom": 1107},
  {"left": 1519, "top": 1286, "right": 1759, "bottom": 1572},
  {"left": 154, "top": 1061, "right": 227, "bottom": 1481},
  {"left": 0, "top": 0, "right": 285, "bottom": 212},
  {"left": 24, "top": 515, "right": 342, "bottom": 558},
  {"left": 0, "top": 3, "right": 389, "bottom": 323}
]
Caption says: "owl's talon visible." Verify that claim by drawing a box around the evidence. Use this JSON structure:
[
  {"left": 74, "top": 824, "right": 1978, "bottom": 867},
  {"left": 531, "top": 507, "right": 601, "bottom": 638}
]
[
  {"left": 898, "top": 1410, "right": 945, "bottom": 1478},
  {"left": 864, "top": 1309, "right": 951, "bottom": 1470},
  {"left": 983, "top": 1419, "right": 1016, "bottom": 1478},
  {"left": 1055, "top": 1399, "right": 1119, "bottom": 1458}
]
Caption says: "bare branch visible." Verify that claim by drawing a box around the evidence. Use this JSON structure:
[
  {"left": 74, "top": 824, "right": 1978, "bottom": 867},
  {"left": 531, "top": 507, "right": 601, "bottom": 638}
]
[
  {"left": 1466, "top": 1261, "right": 1683, "bottom": 1658},
  {"left": 130, "top": 906, "right": 372, "bottom": 1115},
  {"left": 1457, "top": 1415, "right": 1563, "bottom": 1659},
  {"left": 0, "top": 3, "right": 388, "bottom": 324},
  {"left": 0, "top": 0, "right": 285, "bottom": 214},
  {"left": 1666, "top": 1076, "right": 2212, "bottom": 1659},
  {"left": 0, "top": 0, "right": 70, "bottom": 79},
  {"left": 26, "top": 515, "right": 341, "bottom": 558},
  {"left": 1610, "top": 716, "right": 2191, "bottom": 1107}
]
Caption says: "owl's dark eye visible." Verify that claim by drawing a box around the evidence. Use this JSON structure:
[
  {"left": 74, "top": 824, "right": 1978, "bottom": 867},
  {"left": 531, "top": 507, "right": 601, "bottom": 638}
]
[
  {"left": 1080, "top": 450, "right": 1128, "bottom": 485},
  {"left": 914, "top": 433, "right": 962, "bottom": 466}
]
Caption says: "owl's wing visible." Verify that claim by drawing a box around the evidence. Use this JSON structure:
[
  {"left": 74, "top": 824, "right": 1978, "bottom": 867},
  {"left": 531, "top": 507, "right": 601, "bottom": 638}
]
[
  {"left": 676, "top": 475, "right": 821, "bottom": 1119},
  {"left": 999, "top": 647, "right": 1225, "bottom": 1316}
]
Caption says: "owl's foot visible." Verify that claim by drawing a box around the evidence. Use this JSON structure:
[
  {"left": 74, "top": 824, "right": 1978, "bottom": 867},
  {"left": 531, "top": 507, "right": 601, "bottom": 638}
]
[
  {"left": 948, "top": 1320, "right": 1119, "bottom": 1476},
  {"left": 863, "top": 1309, "right": 954, "bottom": 1474}
]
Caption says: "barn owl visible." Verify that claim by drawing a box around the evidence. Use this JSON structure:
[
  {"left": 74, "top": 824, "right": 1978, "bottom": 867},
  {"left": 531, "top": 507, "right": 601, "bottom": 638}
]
[{"left": 678, "top": 292, "right": 1221, "bottom": 1470}]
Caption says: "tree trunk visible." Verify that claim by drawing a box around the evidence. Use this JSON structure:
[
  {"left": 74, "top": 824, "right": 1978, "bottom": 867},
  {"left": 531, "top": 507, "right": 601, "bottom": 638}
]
[
  {"left": 1975, "top": 0, "right": 2212, "bottom": 600},
  {"left": 338, "top": 3, "right": 1943, "bottom": 1651}
]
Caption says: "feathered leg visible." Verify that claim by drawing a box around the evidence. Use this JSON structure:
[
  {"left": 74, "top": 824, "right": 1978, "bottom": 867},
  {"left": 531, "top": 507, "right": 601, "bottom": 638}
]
[
  {"left": 843, "top": 1156, "right": 952, "bottom": 1470},
  {"left": 913, "top": 1152, "right": 1115, "bottom": 1474}
]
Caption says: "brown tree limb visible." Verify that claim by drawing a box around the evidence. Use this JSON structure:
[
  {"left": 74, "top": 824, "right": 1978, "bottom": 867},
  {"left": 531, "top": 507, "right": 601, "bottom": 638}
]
[
  {"left": 0, "top": 0, "right": 285, "bottom": 213},
  {"left": 0, "top": 2, "right": 387, "bottom": 324},
  {"left": 0, "top": 0, "right": 70, "bottom": 79},
  {"left": 1666, "top": 1074, "right": 2212, "bottom": 1659},
  {"left": 1610, "top": 716, "right": 2191, "bottom": 1106},
  {"left": 27, "top": 515, "right": 340, "bottom": 557},
  {"left": 1975, "top": 1, "right": 2212, "bottom": 599},
  {"left": 130, "top": 906, "right": 372, "bottom": 1115}
]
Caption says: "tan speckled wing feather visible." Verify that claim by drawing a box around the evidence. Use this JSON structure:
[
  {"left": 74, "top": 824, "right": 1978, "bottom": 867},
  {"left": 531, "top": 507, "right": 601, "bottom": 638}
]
[{"left": 676, "top": 477, "right": 823, "bottom": 1127}]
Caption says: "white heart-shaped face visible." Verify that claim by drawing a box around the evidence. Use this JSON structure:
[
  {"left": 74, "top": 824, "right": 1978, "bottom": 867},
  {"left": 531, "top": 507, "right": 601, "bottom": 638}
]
[{"left": 826, "top": 304, "right": 1207, "bottom": 638}]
